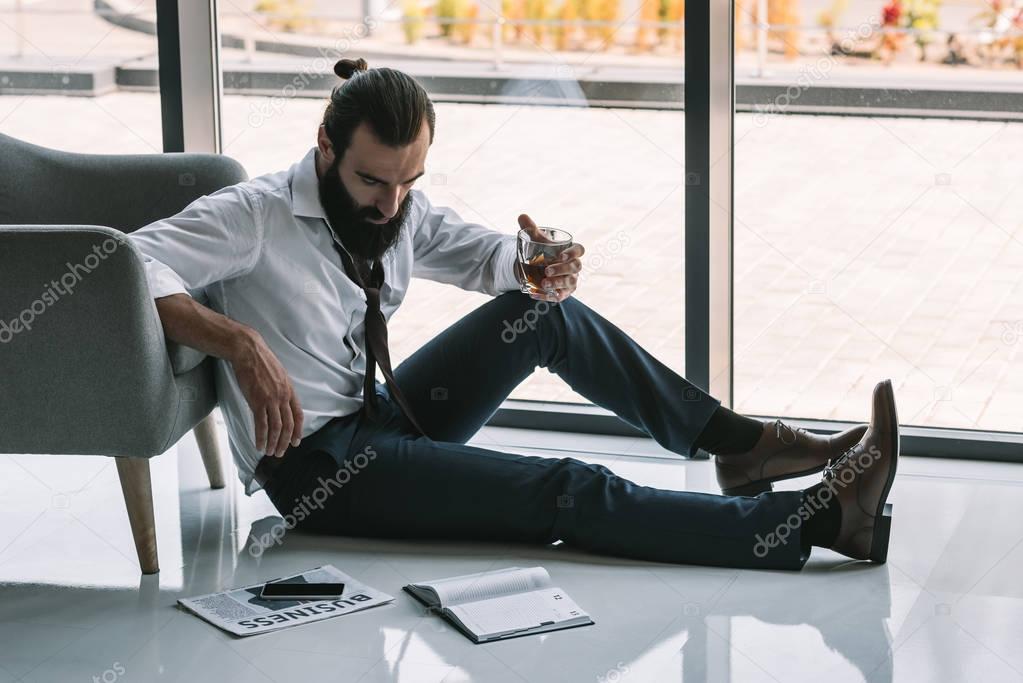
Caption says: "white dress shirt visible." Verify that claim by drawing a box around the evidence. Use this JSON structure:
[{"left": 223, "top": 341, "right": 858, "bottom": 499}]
[{"left": 128, "top": 146, "right": 520, "bottom": 494}]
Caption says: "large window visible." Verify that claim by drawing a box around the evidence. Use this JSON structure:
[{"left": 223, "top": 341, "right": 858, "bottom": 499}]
[
  {"left": 215, "top": 0, "right": 686, "bottom": 404},
  {"left": 0, "top": 0, "right": 161, "bottom": 152},
  {"left": 733, "top": 1, "right": 1023, "bottom": 434},
  {"left": 9, "top": 0, "right": 1018, "bottom": 449}
]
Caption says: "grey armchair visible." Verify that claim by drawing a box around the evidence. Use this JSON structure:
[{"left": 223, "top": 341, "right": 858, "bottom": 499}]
[{"left": 0, "top": 132, "right": 248, "bottom": 574}]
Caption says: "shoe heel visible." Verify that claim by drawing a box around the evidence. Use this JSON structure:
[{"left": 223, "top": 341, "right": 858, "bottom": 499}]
[
  {"left": 723, "top": 480, "right": 773, "bottom": 497},
  {"left": 869, "top": 503, "right": 894, "bottom": 563}
]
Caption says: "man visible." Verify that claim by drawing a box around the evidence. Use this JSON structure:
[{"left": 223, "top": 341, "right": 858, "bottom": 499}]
[{"left": 129, "top": 57, "right": 899, "bottom": 571}]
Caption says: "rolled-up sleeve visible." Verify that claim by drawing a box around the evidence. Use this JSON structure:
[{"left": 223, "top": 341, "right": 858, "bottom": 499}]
[
  {"left": 128, "top": 184, "right": 264, "bottom": 300},
  {"left": 410, "top": 190, "right": 520, "bottom": 296}
]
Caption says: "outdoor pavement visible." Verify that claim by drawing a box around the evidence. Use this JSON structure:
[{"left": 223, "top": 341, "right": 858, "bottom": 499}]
[{"left": 3, "top": 90, "right": 1021, "bottom": 434}]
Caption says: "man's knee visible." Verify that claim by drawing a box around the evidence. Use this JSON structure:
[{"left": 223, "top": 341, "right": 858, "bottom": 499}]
[
  {"left": 548, "top": 457, "right": 616, "bottom": 503},
  {"left": 494, "top": 289, "right": 536, "bottom": 314},
  {"left": 496, "top": 291, "right": 562, "bottom": 344},
  {"left": 544, "top": 457, "right": 620, "bottom": 544}
]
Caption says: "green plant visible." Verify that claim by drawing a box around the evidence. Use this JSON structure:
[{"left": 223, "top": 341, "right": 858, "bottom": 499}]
[
  {"left": 401, "top": 0, "right": 426, "bottom": 43},
  {"left": 905, "top": 0, "right": 942, "bottom": 58}
]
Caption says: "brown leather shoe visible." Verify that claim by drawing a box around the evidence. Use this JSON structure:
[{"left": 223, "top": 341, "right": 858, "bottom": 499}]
[
  {"left": 821, "top": 379, "right": 900, "bottom": 563},
  {"left": 715, "top": 420, "right": 867, "bottom": 496}
]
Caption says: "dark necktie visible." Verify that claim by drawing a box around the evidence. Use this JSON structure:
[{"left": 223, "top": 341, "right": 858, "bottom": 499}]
[{"left": 328, "top": 236, "right": 429, "bottom": 439}]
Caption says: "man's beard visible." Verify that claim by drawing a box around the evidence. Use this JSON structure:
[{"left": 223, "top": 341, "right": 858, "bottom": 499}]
[{"left": 317, "top": 158, "right": 411, "bottom": 264}]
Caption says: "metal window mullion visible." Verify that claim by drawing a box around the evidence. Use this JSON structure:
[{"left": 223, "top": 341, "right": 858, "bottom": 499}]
[
  {"left": 155, "top": 0, "right": 184, "bottom": 152},
  {"left": 157, "top": 0, "right": 221, "bottom": 154},
  {"left": 685, "top": 0, "right": 734, "bottom": 406}
]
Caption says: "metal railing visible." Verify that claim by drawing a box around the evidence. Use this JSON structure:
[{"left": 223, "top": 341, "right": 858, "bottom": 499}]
[{"left": 5, "top": 1, "right": 1023, "bottom": 76}]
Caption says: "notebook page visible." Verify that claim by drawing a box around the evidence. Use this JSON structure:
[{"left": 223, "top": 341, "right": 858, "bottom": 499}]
[
  {"left": 422, "top": 567, "right": 551, "bottom": 606},
  {"left": 448, "top": 587, "right": 589, "bottom": 638}
]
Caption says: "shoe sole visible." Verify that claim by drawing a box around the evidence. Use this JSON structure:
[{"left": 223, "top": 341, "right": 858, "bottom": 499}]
[{"left": 868, "top": 379, "right": 900, "bottom": 564}]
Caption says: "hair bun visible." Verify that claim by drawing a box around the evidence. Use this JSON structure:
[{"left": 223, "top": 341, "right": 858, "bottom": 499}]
[{"left": 334, "top": 58, "right": 369, "bottom": 79}]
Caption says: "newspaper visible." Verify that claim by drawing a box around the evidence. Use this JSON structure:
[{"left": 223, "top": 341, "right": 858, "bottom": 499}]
[{"left": 177, "top": 565, "right": 394, "bottom": 636}]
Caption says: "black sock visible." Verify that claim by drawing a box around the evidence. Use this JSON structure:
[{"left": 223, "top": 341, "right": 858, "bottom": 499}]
[
  {"left": 692, "top": 405, "right": 764, "bottom": 456},
  {"left": 800, "top": 482, "right": 842, "bottom": 552}
]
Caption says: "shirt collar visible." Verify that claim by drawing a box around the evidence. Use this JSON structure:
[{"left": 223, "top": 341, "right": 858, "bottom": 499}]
[{"left": 291, "top": 146, "right": 326, "bottom": 219}]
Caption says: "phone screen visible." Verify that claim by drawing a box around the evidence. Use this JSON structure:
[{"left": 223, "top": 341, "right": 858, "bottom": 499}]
[{"left": 260, "top": 582, "right": 346, "bottom": 599}]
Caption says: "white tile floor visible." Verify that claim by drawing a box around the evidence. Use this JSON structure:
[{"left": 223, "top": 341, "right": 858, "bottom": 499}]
[{"left": 1, "top": 416, "right": 1022, "bottom": 683}]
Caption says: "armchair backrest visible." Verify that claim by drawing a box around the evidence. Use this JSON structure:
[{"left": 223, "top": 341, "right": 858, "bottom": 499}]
[{"left": 0, "top": 132, "right": 248, "bottom": 232}]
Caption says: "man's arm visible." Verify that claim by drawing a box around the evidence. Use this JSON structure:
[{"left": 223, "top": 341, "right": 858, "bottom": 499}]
[
  {"left": 155, "top": 293, "right": 254, "bottom": 363},
  {"left": 410, "top": 190, "right": 521, "bottom": 296},
  {"left": 155, "top": 294, "right": 303, "bottom": 458},
  {"left": 130, "top": 185, "right": 302, "bottom": 458}
]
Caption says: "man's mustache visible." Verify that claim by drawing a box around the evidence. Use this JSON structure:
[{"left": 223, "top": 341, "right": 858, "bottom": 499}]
[{"left": 357, "top": 206, "right": 385, "bottom": 221}]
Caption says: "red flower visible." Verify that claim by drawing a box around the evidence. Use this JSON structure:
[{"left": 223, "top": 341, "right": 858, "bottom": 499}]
[{"left": 882, "top": 0, "right": 902, "bottom": 25}]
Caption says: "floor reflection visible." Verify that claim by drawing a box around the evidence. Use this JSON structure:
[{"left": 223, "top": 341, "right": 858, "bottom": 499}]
[{"left": 4, "top": 432, "right": 1022, "bottom": 681}]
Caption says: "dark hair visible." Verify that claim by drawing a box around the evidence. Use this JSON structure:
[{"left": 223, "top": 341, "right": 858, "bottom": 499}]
[{"left": 322, "top": 58, "right": 436, "bottom": 160}]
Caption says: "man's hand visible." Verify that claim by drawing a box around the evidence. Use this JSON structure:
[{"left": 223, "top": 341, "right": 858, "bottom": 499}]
[
  {"left": 230, "top": 330, "right": 304, "bottom": 458},
  {"left": 517, "top": 214, "right": 585, "bottom": 303},
  {"left": 154, "top": 293, "right": 305, "bottom": 458}
]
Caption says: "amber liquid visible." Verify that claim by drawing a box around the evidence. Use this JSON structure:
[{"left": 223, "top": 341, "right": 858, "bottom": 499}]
[{"left": 520, "top": 253, "right": 551, "bottom": 291}]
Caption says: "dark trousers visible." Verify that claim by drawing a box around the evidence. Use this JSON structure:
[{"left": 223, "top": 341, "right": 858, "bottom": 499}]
[{"left": 262, "top": 291, "right": 808, "bottom": 570}]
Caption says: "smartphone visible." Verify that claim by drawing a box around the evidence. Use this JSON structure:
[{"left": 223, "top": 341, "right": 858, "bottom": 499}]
[{"left": 260, "top": 581, "right": 346, "bottom": 600}]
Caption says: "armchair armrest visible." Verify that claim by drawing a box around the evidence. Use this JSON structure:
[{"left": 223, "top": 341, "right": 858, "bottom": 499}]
[
  {"left": 167, "top": 338, "right": 209, "bottom": 376},
  {"left": 0, "top": 225, "right": 185, "bottom": 457}
]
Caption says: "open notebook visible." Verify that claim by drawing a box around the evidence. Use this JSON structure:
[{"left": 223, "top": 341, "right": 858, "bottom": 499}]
[{"left": 403, "top": 566, "right": 593, "bottom": 643}]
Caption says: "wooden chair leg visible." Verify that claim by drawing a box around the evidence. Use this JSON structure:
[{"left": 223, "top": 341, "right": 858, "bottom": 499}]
[
  {"left": 194, "top": 412, "right": 225, "bottom": 490},
  {"left": 115, "top": 457, "right": 159, "bottom": 575}
]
